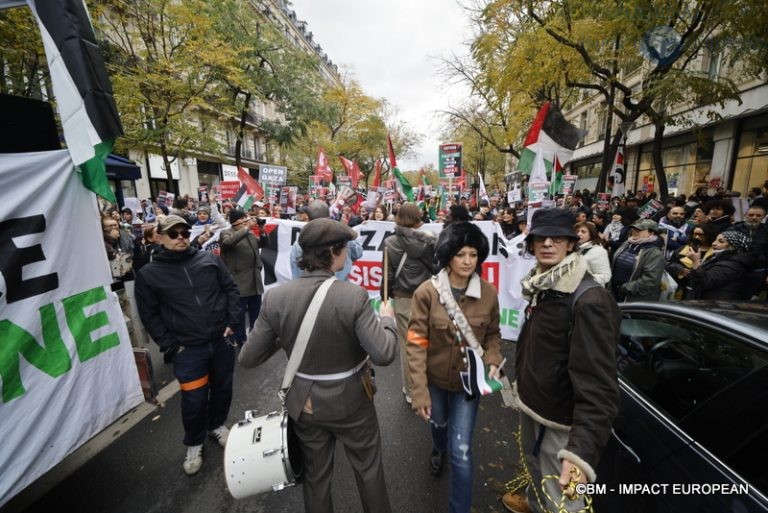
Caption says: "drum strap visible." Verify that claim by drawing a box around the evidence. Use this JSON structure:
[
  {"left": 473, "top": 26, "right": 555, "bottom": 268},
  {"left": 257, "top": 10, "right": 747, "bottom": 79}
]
[{"left": 278, "top": 277, "right": 336, "bottom": 404}]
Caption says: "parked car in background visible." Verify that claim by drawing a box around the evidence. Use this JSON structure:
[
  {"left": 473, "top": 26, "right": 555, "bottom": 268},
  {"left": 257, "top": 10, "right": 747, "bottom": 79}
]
[{"left": 594, "top": 301, "right": 768, "bottom": 513}]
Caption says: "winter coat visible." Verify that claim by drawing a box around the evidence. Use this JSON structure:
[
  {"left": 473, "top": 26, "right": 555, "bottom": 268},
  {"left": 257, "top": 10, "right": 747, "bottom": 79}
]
[
  {"left": 406, "top": 273, "right": 503, "bottom": 408},
  {"left": 612, "top": 239, "right": 664, "bottom": 301},
  {"left": 219, "top": 227, "right": 268, "bottom": 297},
  {"left": 579, "top": 242, "right": 612, "bottom": 286},
  {"left": 687, "top": 250, "right": 756, "bottom": 300},
  {"left": 135, "top": 247, "right": 241, "bottom": 351},
  {"left": 240, "top": 270, "right": 397, "bottom": 422},
  {"left": 381, "top": 225, "right": 436, "bottom": 298},
  {"left": 515, "top": 275, "right": 620, "bottom": 482}
]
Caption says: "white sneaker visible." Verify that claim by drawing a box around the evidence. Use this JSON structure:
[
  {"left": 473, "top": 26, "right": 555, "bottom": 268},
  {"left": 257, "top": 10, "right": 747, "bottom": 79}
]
[
  {"left": 402, "top": 387, "right": 412, "bottom": 404},
  {"left": 183, "top": 444, "right": 203, "bottom": 475},
  {"left": 209, "top": 425, "right": 229, "bottom": 447}
]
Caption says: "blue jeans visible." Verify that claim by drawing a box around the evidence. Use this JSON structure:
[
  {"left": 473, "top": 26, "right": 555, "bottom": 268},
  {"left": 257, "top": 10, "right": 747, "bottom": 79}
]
[
  {"left": 428, "top": 384, "right": 480, "bottom": 513},
  {"left": 173, "top": 339, "right": 236, "bottom": 446},
  {"left": 235, "top": 294, "right": 262, "bottom": 343}
]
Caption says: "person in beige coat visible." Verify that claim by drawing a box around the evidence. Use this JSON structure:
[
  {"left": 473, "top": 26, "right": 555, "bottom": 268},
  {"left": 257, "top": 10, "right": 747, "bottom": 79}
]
[
  {"left": 240, "top": 218, "right": 398, "bottom": 513},
  {"left": 219, "top": 208, "right": 268, "bottom": 344},
  {"left": 407, "top": 221, "right": 503, "bottom": 513}
]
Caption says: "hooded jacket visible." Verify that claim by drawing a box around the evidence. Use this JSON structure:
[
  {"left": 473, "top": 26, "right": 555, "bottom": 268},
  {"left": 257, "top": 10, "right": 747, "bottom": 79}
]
[
  {"left": 381, "top": 225, "right": 436, "bottom": 298},
  {"left": 135, "top": 246, "right": 241, "bottom": 351}
]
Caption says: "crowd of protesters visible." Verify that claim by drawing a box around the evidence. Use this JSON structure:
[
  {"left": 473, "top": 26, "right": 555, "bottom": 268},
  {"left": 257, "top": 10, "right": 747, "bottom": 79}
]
[{"left": 96, "top": 177, "right": 767, "bottom": 513}]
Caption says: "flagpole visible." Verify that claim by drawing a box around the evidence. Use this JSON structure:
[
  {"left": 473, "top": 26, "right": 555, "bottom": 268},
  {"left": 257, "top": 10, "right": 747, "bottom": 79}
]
[{"left": 382, "top": 247, "right": 389, "bottom": 305}]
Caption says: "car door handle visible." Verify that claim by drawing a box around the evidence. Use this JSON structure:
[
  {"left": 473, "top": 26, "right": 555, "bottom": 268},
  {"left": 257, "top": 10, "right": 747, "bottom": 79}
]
[{"left": 612, "top": 428, "right": 641, "bottom": 464}]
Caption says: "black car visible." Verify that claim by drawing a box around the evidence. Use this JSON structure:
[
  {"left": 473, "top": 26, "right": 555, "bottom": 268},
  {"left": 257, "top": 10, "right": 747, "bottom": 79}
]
[{"left": 594, "top": 301, "right": 768, "bottom": 513}]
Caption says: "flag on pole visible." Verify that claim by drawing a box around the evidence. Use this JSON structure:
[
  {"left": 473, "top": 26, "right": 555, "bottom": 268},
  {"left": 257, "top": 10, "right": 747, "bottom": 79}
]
[
  {"left": 387, "top": 134, "right": 414, "bottom": 201},
  {"left": 238, "top": 166, "right": 264, "bottom": 200},
  {"left": 530, "top": 150, "right": 549, "bottom": 184},
  {"left": 233, "top": 184, "right": 254, "bottom": 211},
  {"left": 338, "top": 155, "right": 364, "bottom": 189},
  {"left": 516, "top": 102, "right": 584, "bottom": 181},
  {"left": 372, "top": 159, "right": 382, "bottom": 188},
  {"left": 478, "top": 173, "right": 489, "bottom": 203},
  {"left": 609, "top": 139, "right": 626, "bottom": 197},
  {"left": 316, "top": 147, "right": 334, "bottom": 185},
  {"left": 25, "top": 0, "right": 124, "bottom": 202}
]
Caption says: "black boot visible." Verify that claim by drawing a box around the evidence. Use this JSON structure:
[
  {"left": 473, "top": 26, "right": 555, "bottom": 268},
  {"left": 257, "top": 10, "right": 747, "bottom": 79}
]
[{"left": 429, "top": 448, "right": 445, "bottom": 476}]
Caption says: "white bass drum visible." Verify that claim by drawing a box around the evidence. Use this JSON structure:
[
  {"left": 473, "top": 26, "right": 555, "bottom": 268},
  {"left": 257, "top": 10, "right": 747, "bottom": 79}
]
[{"left": 224, "top": 410, "right": 303, "bottom": 498}]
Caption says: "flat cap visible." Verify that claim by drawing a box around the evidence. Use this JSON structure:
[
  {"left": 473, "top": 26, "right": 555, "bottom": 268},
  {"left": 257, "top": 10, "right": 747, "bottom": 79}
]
[
  {"left": 158, "top": 214, "right": 189, "bottom": 233},
  {"left": 299, "top": 218, "right": 356, "bottom": 250}
]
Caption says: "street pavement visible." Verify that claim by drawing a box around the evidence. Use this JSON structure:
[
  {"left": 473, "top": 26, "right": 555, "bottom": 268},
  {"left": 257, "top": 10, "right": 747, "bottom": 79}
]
[{"left": 14, "top": 341, "right": 522, "bottom": 513}]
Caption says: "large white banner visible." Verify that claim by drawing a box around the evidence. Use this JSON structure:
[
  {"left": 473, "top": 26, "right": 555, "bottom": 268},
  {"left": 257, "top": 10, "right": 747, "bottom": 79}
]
[
  {"left": 259, "top": 219, "right": 535, "bottom": 341},
  {"left": 0, "top": 150, "right": 143, "bottom": 506}
]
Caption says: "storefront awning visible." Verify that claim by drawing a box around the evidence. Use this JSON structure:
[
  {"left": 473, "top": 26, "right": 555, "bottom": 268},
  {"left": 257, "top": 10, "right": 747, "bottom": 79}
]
[{"left": 106, "top": 154, "right": 141, "bottom": 180}]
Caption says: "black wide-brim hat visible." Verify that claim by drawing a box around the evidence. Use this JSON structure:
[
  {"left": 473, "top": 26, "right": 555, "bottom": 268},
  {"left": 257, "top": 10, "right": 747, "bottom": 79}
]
[{"left": 526, "top": 208, "right": 578, "bottom": 241}]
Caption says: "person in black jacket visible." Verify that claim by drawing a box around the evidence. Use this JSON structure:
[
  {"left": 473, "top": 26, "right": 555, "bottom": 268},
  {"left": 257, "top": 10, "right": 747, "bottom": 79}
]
[
  {"left": 135, "top": 215, "right": 241, "bottom": 476},
  {"left": 686, "top": 230, "right": 754, "bottom": 300}
]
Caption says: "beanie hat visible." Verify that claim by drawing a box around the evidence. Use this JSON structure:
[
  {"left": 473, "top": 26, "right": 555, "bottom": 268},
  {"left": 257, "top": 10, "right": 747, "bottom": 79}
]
[
  {"left": 228, "top": 209, "right": 247, "bottom": 225},
  {"left": 434, "top": 222, "right": 489, "bottom": 274}
]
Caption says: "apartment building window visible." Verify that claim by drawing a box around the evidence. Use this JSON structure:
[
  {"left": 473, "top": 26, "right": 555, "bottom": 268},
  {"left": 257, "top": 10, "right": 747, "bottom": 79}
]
[
  {"left": 732, "top": 124, "right": 768, "bottom": 194},
  {"left": 635, "top": 140, "right": 707, "bottom": 195},
  {"left": 596, "top": 103, "right": 607, "bottom": 142},
  {"left": 578, "top": 112, "right": 588, "bottom": 148},
  {"left": 708, "top": 51, "right": 722, "bottom": 80}
]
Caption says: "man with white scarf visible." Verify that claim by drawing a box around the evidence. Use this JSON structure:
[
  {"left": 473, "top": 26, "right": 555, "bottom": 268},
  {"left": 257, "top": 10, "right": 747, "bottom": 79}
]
[{"left": 502, "top": 209, "right": 620, "bottom": 513}]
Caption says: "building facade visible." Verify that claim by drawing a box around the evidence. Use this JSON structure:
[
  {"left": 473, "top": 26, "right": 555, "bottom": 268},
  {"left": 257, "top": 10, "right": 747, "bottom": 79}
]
[
  {"left": 116, "top": 0, "right": 341, "bottom": 205},
  {"left": 565, "top": 54, "right": 768, "bottom": 198}
]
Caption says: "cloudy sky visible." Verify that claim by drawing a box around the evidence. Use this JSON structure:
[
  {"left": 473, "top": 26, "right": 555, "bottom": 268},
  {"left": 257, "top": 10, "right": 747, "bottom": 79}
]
[{"left": 290, "top": 0, "right": 474, "bottom": 171}]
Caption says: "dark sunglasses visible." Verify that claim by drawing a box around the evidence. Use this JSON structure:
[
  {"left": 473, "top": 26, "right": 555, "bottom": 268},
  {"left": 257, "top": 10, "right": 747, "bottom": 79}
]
[{"left": 166, "top": 229, "right": 191, "bottom": 240}]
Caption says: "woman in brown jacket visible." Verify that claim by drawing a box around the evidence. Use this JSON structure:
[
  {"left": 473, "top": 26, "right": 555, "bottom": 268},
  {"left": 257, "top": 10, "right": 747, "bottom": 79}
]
[{"left": 407, "top": 221, "right": 503, "bottom": 513}]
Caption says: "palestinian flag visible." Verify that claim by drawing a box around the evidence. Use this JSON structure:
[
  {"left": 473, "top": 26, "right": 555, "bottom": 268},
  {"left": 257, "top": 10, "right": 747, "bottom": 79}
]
[
  {"left": 387, "top": 134, "right": 414, "bottom": 202},
  {"left": 24, "top": 0, "right": 124, "bottom": 202},
  {"left": 238, "top": 166, "right": 264, "bottom": 200},
  {"left": 460, "top": 347, "right": 503, "bottom": 398},
  {"left": 517, "top": 102, "right": 584, "bottom": 180},
  {"left": 233, "top": 184, "right": 254, "bottom": 211},
  {"left": 233, "top": 166, "right": 263, "bottom": 211}
]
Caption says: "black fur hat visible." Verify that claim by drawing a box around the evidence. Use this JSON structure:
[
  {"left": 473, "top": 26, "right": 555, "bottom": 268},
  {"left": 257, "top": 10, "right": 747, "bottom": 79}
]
[{"left": 434, "top": 222, "right": 489, "bottom": 274}]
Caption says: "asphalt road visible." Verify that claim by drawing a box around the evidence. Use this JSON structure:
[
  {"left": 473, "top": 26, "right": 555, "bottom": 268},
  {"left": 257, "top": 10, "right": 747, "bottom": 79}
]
[{"left": 15, "top": 341, "right": 522, "bottom": 513}]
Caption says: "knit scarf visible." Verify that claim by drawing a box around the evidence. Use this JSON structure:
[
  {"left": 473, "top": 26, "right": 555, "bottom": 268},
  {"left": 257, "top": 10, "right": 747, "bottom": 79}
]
[
  {"left": 521, "top": 252, "right": 587, "bottom": 308},
  {"left": 627, "top": 233, "right": 658, "bottom": 245}
]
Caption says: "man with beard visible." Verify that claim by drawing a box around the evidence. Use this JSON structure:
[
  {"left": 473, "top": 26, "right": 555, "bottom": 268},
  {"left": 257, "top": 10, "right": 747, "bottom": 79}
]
[
  {"left": 731, "top": 205, "right": 767, "bottom": 297},
  {"left": 658, "top": 206, "right": 692, "bottom": 259}
]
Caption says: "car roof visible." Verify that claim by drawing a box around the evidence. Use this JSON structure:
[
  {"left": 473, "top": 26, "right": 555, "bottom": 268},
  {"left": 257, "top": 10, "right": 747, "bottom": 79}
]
[{"left": 618, "top": 300, "right": 768, "bottom": 342}]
